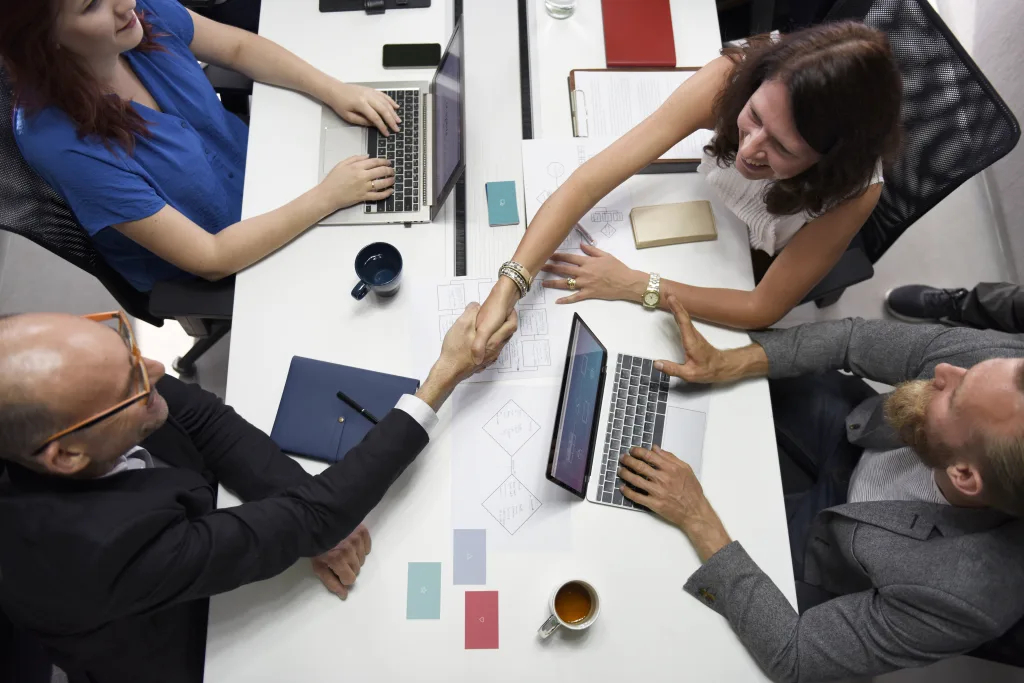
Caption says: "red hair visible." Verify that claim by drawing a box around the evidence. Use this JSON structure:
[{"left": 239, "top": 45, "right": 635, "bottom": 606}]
[{"left": 0, "top": 0, "right": 166, "bottom": 152}]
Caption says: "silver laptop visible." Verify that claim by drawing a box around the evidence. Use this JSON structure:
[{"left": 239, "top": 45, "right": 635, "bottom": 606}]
[
  {"left": 546, "top": 314, "right": 709, "bottom": 511},
  {"left": 317, "top": 19, "right": 464, "bottom": 225}
]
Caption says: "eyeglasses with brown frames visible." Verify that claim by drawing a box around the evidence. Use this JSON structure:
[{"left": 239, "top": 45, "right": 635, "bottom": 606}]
[{"left": 33, "top": 311, "right": 153, "bottom": 454}]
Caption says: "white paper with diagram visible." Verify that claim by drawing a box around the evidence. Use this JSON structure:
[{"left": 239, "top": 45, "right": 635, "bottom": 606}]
[
  {"left": 522, "top": 137, "right": 639, "bottom": 259},
  {"left": 415, "top": 276, "right": 572, "bottom": 383},
  {"left": 450, "top": 382, "right": 574, "bottom": 552}
]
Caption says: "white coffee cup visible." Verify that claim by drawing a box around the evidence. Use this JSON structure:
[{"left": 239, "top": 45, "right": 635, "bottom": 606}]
[{"left": 537, "top": 579, "right": 601, "bottom": 639}]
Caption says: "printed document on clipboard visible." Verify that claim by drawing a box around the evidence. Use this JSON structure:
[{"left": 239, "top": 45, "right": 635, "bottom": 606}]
[{"left": 568, "top": 68, "right": 714, "bottom": 164}]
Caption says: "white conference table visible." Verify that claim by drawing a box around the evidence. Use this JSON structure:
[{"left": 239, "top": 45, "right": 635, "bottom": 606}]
[{"left": 206, "top": 1, "right": 796, "bottom": 681}]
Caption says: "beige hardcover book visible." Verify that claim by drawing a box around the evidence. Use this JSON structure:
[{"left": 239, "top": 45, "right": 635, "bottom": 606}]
[{"left": 630, "top": 201, "right": 718, "bottom": 249}]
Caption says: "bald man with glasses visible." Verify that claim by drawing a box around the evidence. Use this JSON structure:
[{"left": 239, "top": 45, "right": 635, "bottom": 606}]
[{"left": 0, "top": 307, "right": 516, "bottom": 683}]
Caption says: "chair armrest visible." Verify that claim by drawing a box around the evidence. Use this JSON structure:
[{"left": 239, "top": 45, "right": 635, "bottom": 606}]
[
  {"left": 149, "top": 277, "right": 235, "bottom": 320},
  {"left": 202, "top": 64, "right": 253, "bottom": 97},
  {"left": 800, "top": 246, "right": 874, "bottom": 305}
]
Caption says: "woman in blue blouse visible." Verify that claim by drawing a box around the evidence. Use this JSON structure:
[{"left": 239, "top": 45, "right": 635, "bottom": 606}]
[{"left": 3, "top": 0, "right": 399, "bottom": 292}]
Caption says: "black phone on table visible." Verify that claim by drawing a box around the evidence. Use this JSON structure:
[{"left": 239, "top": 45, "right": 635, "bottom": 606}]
[{"left": 382, "top": 43, "right": 442, "bottom": 68}]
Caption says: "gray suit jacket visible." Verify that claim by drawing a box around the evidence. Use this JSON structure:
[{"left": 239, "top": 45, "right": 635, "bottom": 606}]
[{"left": 682, "top": 319, "right": 1024, "bottom": 682}]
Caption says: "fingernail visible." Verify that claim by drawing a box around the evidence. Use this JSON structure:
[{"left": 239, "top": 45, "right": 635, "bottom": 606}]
[{"left": 654, "top": 361, "right": 663, "bottom": 371}]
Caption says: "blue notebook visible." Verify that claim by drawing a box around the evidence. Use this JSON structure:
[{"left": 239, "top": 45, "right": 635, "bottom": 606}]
[{"left": 270, "top": 356, "right": 420, "bottom": 464}]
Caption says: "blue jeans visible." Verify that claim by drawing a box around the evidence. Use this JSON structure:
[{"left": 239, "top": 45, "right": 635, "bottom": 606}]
[{"left": 768, "top": 373, "right": 877, "bottom": 594}]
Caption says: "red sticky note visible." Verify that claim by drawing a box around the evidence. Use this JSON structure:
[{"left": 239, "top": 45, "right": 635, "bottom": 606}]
[{"left": 465, "top": 591, "right": 499, "bottom": 649}]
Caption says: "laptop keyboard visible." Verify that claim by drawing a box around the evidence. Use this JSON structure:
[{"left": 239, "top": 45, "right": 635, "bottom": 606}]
[
  {"left": 365, "top": 88, "right": 421, "bottom": 215},
  {"left": 595, "top": 354, "right": 669, "bottom": 510}
]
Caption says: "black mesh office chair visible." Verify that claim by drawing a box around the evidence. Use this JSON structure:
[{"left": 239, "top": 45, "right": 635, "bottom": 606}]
[
  {"left": 181, "top": 0, "right": 262, "bottom": 35},
  {"left": 821, "top": 8, "right": 1021, "bottom": 669},
  {"left": 0, "top": 70, "right": 233, "bottom": 377},
  {"left": 789, "top": 0, "right": 1021, "bottom": 308}
]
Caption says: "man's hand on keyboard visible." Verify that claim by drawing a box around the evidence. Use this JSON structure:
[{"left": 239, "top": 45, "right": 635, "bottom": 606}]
[
  {"left": 618, "top": 446, "right": 731, "bottom": 562},
  {"left": 327, "top": 83, "right": 402, "bottom": 136}
]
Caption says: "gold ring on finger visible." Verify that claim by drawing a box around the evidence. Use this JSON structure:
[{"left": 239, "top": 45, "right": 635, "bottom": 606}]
[
  {"left": 371, "top": 178, "right": 377, "bottom": 191},
  {"left": 567, "top": 277, "right": 577, "bottom": 291}
]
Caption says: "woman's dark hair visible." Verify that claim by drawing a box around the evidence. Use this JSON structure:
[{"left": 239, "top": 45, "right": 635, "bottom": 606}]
[
  {"left": 0, "top": 0, "right": 166, "bottom": 152},
  {"left": 706, "top": 21, "right": 902, "bottom": 217}
]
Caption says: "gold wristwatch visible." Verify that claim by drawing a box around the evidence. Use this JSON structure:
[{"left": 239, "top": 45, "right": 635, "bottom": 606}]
[{"left": 642, "top": 273, "right": 661, "bottom": 310}]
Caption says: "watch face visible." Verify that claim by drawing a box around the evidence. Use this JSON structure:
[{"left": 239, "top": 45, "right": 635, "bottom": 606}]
[{"left": 643, "top": 292, "right": 659, "bottom": 307}]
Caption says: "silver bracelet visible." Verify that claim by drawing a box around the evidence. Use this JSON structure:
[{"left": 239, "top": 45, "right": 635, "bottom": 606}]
[
  {"left": 498, "top": 266, "right": 529, "bottom": 299},
  {"left": 502, "top": 261, "right": 533, "bottom": 287}
]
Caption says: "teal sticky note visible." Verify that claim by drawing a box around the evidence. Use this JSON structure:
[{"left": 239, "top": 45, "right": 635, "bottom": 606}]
[
  {"left": 407, "top": 562, "right": 442, "bottom": 619},
  {"left": 485, "top": 181, "right": 520, "bottom": 226}
]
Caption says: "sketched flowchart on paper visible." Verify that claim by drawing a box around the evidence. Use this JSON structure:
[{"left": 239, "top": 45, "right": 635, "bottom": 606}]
[
  {"left": 424, "top": 277, "right": 569, "bottom": 383},
  {"left": 451, "top": 384, "right": 575, "bottom": 552},
  {"left": 523, "top": 139, "right": 635, "bottom": 257}
]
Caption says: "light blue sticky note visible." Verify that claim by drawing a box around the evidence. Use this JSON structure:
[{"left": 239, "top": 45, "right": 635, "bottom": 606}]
[
  {"left": 485, "top": 181, "right": 520, "bottom": 226},
  {"left": 407, "top": 562, "right": 442, "bottom": 619},
  {"left": 453, "top": 529, "right": 486, "bottom": 585}
]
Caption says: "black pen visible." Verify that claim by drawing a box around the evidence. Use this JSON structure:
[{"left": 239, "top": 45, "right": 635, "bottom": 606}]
[{"left": 336, "top": 390, "right": 380, "bottom": 424}]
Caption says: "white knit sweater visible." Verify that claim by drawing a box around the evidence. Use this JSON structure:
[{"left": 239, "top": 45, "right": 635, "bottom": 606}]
[{"left": 698, "top": 152, "right": 884, "bottom": 256}]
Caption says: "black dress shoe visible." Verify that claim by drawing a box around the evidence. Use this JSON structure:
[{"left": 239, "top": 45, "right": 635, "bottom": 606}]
[{"left": 885, "top": 285, "right": 968, "bottom": 323}]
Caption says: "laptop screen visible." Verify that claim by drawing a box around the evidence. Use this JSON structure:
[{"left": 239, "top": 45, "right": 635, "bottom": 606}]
[
  {"left": 431, "top": 20, "right": 464, "bottom": 203},
  {"left": 547, "top": 315, "right": 607, "bottom": 498}
]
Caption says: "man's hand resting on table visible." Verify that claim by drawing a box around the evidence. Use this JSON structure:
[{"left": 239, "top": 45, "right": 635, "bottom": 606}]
[
  {"left": 312, "top": 524, "right": 371, "bottom": 599},
  {"left": 654, "top": 296, "right": 769, "bottom": 384}
]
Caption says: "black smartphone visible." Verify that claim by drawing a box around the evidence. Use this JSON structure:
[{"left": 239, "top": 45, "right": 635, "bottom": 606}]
[{"left": 382, "top": 43, "right": 442, "bottom": 69}]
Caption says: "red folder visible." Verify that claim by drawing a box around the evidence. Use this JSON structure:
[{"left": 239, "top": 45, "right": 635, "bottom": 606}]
[{"left": 601, "top": 0, "right": 677, "bottom": 68}]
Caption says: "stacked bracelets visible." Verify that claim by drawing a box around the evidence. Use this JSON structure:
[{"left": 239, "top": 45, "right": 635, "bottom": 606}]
[{"left": 498, "top": 261, "right": 532, "bottom": 299}]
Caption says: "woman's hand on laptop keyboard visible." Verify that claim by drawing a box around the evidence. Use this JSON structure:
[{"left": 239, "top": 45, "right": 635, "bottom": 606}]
[
  {"left": 317, "top": 155, "right": 395, "bottom": 213},
  {"left": 326, "top": 83, "right": 402, "bottom": 136}
]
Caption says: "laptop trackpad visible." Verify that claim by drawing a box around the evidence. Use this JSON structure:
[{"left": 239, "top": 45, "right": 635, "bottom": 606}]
[
  {"left": 321, "top": 125, "right": 365, "bottom": 180},
  {"left": 658, "top": 406, "right": 707, "bottom": 479}
]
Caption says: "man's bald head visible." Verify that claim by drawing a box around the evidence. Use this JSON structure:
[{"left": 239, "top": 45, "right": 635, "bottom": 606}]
[{"left": 0, "top": 313, "right": 168, "bottom": 476}]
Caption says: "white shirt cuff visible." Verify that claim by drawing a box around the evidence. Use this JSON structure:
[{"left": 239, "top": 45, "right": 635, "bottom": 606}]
[{"left": 395, "top": 394, "right": 439, "bottom": 434}]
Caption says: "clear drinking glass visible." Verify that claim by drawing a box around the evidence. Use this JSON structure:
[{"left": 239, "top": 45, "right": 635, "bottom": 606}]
[{"left": 545, "top": 0, "right": 577, "bottom": 20}]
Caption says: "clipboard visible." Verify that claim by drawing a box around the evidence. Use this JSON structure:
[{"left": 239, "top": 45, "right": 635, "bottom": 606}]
[{"left": 568, "top": 67, "right": 707, "bottom": 172}]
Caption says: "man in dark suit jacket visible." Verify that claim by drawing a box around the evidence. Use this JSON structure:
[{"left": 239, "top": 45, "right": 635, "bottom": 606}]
[{"left": 0, "top": 304, "right": 516, "bottom": 683}]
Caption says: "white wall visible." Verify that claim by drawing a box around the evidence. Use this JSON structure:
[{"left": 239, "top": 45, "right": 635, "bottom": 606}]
[{"left": 959, "top": 0, "right": 1024, "bottom": 283}]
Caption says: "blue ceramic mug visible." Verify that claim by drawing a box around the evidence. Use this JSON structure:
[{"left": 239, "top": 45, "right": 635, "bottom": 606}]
[{"left": 351, "top": 242, "right": 403, "bottom": 300}]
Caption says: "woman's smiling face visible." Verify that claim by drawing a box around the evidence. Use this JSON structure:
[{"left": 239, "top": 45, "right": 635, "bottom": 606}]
[
  {"left": 734, "top": 79, "right": 822, "bottom": 181},
  {"left": 56, "top": 0, "right": 144, "bottom": 63}
]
